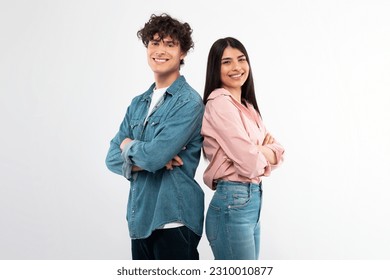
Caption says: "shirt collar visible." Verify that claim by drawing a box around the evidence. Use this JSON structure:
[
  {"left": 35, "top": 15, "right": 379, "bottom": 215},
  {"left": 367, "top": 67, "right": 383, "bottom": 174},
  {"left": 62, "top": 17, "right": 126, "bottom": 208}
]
[{"left": 141, "top": 75, "right": 186, "bottom": 101}]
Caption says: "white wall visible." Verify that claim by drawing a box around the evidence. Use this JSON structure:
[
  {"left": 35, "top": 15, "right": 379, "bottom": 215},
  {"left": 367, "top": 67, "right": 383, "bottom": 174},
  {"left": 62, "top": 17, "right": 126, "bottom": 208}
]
[{"left": 1, "top": 0, "right": 389, "bottom": 260}]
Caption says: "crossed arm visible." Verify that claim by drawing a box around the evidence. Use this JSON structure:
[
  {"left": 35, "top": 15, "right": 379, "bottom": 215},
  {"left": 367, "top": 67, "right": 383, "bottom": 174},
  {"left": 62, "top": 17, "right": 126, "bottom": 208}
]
[
  {"left": 258, "top": 133, "right": 277, "bottom": 165},
  {"left": 120, "top": 138, "right": 183, "bottom": 171}
]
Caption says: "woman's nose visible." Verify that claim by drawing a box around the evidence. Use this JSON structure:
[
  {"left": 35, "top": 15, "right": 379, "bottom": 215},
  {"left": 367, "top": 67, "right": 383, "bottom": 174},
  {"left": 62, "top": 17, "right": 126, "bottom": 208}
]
[{"left": 232, "top": 61, "right": 241, "bottom": 70}]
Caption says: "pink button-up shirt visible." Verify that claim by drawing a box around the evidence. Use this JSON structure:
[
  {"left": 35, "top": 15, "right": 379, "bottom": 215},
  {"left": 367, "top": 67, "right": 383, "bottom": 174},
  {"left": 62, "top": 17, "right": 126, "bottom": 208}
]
[{"left": 202, "top": 88, "right": 284, "bottom": 190}]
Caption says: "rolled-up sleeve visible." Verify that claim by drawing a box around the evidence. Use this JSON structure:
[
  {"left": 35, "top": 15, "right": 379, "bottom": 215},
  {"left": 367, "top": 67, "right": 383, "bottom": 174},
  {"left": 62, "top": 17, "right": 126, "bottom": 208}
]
[
  {"left": 121, "top": 140, "right": 135, "bottom": 180},
  {"left": 266, "top": 142, "right": 284, "bottom": 167},
  {"left": 105, "top": 105, "right": 133, "bottom": 177}
]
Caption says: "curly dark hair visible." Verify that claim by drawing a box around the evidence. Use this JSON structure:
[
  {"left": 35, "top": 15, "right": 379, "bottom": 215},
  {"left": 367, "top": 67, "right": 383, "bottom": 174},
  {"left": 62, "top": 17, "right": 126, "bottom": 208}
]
[{"left": 137, "top": 13, "right": 194, "bottom": 65}]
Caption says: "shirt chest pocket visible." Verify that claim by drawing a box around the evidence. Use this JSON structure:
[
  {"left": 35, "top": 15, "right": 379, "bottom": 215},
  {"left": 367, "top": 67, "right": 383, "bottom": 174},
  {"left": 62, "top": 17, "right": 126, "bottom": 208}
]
[
  {"left": 129, "top": 119, "right": 143, "bottom": 140},
  {"left": 130, "top": 116, "right": 162, "bottom": 141},
  {"left": 143, "top": 115, "right": 162, "bottom": 141}
]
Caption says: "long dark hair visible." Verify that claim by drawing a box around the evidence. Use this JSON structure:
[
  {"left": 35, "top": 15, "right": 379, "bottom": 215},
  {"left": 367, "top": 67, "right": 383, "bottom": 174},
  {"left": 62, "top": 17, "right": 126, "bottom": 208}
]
[{"left": 203, "top": 37, "right": 261, "bottom": 116}]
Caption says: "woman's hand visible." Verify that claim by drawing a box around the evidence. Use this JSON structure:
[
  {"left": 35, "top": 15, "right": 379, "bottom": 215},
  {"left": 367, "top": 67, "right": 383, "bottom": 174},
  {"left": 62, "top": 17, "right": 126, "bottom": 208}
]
[
  {"left": 262, "top": 133, "right": 275, "bottom": 145},
  {"left": 258, "top": 133, "right": 277, "bottom": 164}
]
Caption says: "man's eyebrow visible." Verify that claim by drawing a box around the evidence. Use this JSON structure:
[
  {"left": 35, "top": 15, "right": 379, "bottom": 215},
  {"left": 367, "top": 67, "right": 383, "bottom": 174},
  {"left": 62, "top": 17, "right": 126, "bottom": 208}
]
[
  {"left": 162, "top": 39, "right": 177, "bottom": 44},
  {"left": 150, "top": 38, "right": 177, "bottom": 45}
]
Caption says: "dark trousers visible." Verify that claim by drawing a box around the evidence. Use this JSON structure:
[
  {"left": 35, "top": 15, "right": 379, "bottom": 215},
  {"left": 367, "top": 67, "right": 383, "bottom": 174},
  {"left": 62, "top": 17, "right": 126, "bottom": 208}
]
[{"left": 131, "top": 226, "right": 201, "bottom": 260}]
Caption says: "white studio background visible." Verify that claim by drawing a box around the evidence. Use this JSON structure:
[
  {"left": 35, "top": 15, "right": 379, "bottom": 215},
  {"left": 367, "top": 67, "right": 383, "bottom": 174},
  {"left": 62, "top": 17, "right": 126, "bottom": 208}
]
[{"left": 1, "top": 0, "right": 389, "bottom": 260}]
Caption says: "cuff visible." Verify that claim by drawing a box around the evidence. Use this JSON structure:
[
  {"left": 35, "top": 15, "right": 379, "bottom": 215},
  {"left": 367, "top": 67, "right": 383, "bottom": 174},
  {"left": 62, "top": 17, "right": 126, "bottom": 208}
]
[
  {"left": 265, "top": 143, "right": 284, "bottom": 166},
  {"left": 121, "top": 140, "right": 136, "bottom": 180}
]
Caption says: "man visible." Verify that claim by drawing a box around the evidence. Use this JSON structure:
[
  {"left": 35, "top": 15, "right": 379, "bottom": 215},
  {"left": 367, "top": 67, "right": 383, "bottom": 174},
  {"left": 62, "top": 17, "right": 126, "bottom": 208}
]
[{"left": 105, "top": 13, "right": 204, "bottom": 260}]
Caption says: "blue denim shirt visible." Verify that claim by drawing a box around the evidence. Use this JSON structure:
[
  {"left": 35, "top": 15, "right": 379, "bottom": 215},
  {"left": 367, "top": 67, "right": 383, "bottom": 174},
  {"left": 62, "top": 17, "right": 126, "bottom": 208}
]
[{"left": 105, "top": 76, "right": 205, "bottom": 239}]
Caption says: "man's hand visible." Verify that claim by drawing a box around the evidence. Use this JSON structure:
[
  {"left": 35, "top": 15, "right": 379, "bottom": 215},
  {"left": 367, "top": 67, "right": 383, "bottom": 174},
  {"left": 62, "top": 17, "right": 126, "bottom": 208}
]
[
  {"left": 165, "top": 155, "right": 184, "bottom": 170},
  {"left": 165, "top": 146, "right": 186, "bottom": 170},
  {"left": 120, "top": 138, "right": 133, "bottom": 151}
]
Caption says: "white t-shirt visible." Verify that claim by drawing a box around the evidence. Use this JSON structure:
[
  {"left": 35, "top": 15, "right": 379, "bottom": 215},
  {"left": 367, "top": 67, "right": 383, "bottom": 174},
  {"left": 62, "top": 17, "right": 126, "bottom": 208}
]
[{"left": 145, "top": 87, "right": 167, "bottom": 122}]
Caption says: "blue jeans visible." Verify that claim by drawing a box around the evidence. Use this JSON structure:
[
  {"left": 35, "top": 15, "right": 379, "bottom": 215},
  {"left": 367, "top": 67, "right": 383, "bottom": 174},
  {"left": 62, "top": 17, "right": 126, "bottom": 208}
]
[{"left": 206, "top": 181, "right": 262, "bottom": 260}]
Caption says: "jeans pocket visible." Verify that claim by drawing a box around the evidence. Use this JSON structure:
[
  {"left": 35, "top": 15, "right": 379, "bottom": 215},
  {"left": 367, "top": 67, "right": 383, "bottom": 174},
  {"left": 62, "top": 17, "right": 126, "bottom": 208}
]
[
  {"left": 231, "top": 191, "right": 250, "bottom": 208},
  {"left": 205, "top": 204, "right": 220, "bottom": 242}
]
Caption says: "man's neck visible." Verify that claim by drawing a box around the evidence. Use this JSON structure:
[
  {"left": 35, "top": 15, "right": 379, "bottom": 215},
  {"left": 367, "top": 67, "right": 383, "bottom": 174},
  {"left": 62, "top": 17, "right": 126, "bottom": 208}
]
[{"left": 154, "top": 72, "right": 180, "bottom": 89}]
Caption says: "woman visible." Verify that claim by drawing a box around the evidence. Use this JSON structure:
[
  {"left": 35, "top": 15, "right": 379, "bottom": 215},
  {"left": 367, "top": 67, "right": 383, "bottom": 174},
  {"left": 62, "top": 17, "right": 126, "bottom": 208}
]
[{"left": 202, "top": 37, "right": 284, "bottom": 260}]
